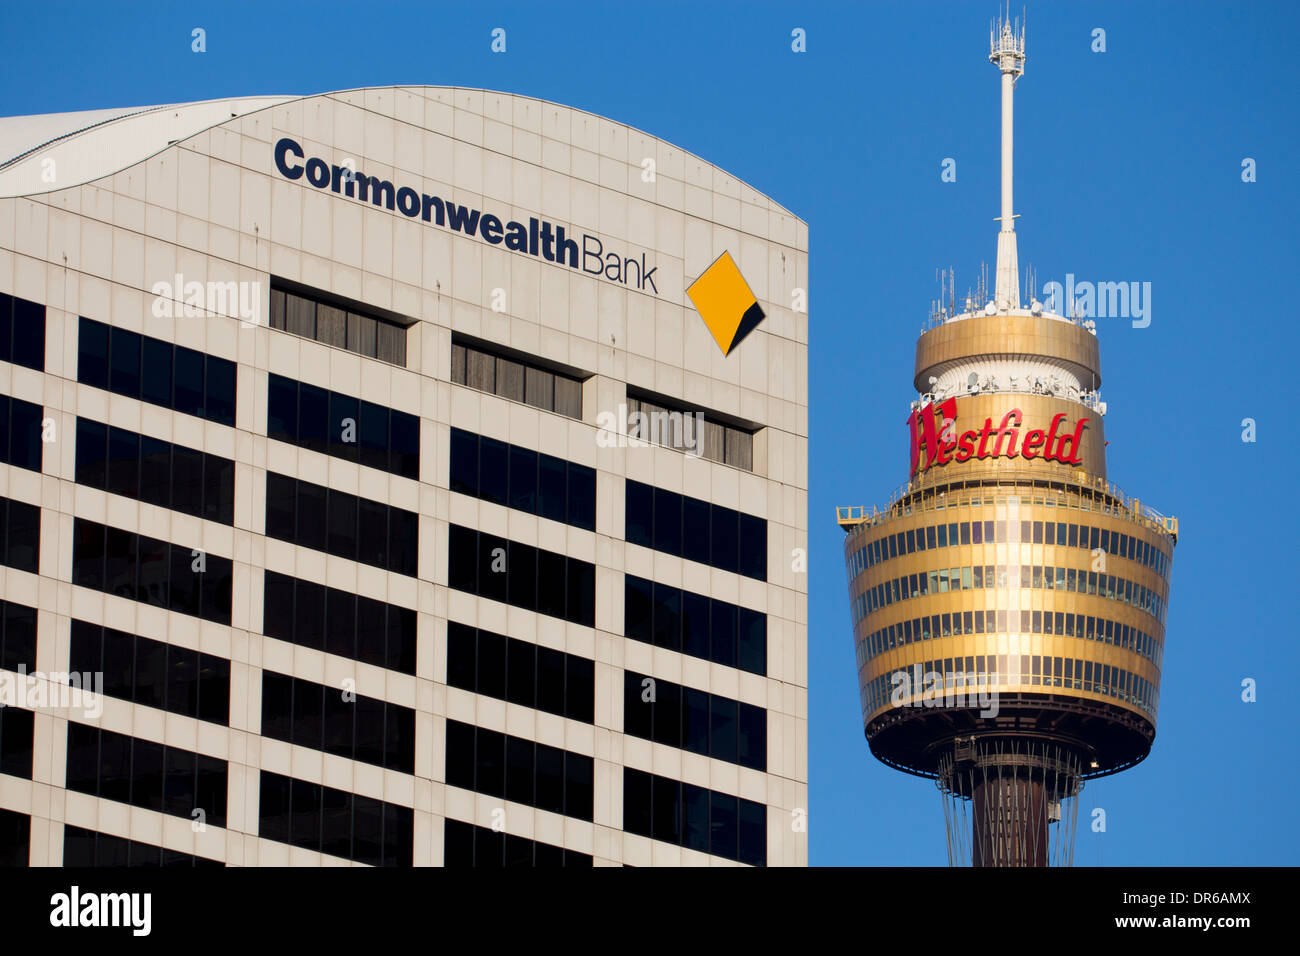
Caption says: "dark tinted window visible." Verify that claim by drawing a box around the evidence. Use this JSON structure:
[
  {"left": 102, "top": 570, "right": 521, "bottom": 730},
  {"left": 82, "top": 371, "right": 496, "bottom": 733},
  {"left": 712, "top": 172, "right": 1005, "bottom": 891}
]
[
  {"left": 258, "top": 770, "right": 412, "bottom": 865},
  {"left": 624, "top": 575, "right": 766, "bottom": 676},
  {"left": 622, "top": 767, "right": 765, "bottom": 865},
  {"left": 268, "top": 373, "right": 418, "bottom": 479},
  {"left": 443, "top": 818, "right": 591, "bottom": 867},
  {"left": 71, "top": 517, "right": 232, "bottom": 625},
  {"left": 264, "top": 474, "right": 418, "bottom": 576},
  {"left": 447, "top": 525, "right": 594, "bottom": 626},
  {"left": 261, "top": 570, "right": 416, "bottom": 674},
  {"left": 0, "top": 496, "right": 40, "bottom": 574},
  {"left": 75, "top": 419, "right": 234, "bottom": 525},
  {"left": 62, "top": 824, "right": 223, "bottom": 867},
  {"left": 77, "top": 318, "right": 235, "bottom": 427},
  {"left": 446, "top": 622, "right": 594, "bottom": 723},
  {"left": 261, "top": 671, "right": 414, "bottom": 774},
  {"left": 444, "top": 720, "right": 592, "bottom": 821},
  {"left": 625, "top": 479, "right": 765, "bottom": 580},
  {"left": 64, "top": 723, "right": 228, "bottom": 828},
  {"left": 0, "top": 395, "right": 43, "bottom": 472}
]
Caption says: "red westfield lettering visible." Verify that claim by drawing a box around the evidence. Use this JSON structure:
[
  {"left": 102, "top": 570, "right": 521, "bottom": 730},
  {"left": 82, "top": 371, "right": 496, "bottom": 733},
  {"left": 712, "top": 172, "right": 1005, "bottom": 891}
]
[{"left": 908, "top": 401, "right": 1088, "bottom": 475}]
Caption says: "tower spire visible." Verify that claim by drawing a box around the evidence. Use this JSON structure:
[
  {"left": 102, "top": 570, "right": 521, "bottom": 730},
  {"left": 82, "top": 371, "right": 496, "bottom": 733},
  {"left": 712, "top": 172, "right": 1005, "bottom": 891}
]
[{"left": 990, "top": 7, "right": 1025, "bottom": 311}]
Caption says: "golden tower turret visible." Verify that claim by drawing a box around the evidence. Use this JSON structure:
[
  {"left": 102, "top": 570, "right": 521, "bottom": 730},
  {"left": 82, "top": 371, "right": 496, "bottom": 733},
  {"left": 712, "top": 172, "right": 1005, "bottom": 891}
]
[{"left": 837, "top": 9, "right": 1177, "bottom": 866}]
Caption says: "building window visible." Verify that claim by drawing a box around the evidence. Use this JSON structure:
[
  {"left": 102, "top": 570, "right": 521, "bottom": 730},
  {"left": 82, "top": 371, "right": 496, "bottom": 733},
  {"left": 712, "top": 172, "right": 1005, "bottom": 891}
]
[
  {"left": 624, "top": 575, "right": 766, "bottom": 676},
  {"left": 0, "top": 808, "right": 30, "bottom": 867},
  {"left": 622, "top": 671, "right": 766, "bottom": 771},
  {"left": 71, "top": 517, "right": 232, "bottom": 625},
  {"left": 443, "top": 818, "right": 592, "bottom": 867},
  {"left": 264, "top": 473, "right": 418, "bottom": 576},
  {"left": 446, "top": 621, "right": 594, "bottom": 723},
  {"left": 848, "top": 518, "right": 1170, "bottom": 580},
  {"left": 0, "top": 394, "right": 43, "bottom": 473},
  {"left": 0, "top": 600, "right": 36, "bottom": 674},
  {"left": 0, "top": 706, "right": 34, "bottom": 779},
  {"left": 0, "top": 292, "right": 46, "bottom": 371},
  {"left": 62, "top": 824, "right": 223, "bottom": 867},
  {"left": 258, "top": 770, "right": 413, "bottom": 866},
  {"left": 262, "top": 570, "right": 416, "bottom": 674},
  {"left": 449, "top": 427, "right": 595, "bottom": 530},
  {"left": 446, "top": 524, "right": 595, "bottom": 627},
  {"left": 625, "top": 480, "right": 767, "bottom": 581},
  {"left": 75, "top": 418, "right": 235, "bottom": 525},
  {"left": 269, "top": 282, "right": 409, "bottom": 367},
  {"left": 260, "top": 671, "right": 415, "bottom": 774},
  {"left": 64, "top": 722, "right": 228, "bottom": 828},
  {"left": 622, "top": 767, "right": 765, "bottom": 866},
  {"left": 626, "top": 391, "right": 756, "bottom": 471},
  {"left": 444, "top": 719, "right": 593, "bottom": 821},
  {"left": 267, "top": 373, "right": 419, "bottom": 479},
  {"left": 0, "top": 495, "right": 39, "bottom": 574},
  {"left": 69, "top": 620, "right": 230, "bottom": 725},
  {"left": 77, "top": 318, "right": 236, "bottom": 427},
  {"left": 451, "top": 337, "right": 583, "bottom": 419}
]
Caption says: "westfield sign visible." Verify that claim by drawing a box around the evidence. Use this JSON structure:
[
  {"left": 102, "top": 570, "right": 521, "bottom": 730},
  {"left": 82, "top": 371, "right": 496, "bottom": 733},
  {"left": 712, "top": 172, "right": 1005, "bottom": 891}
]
[{"left": 908, "top": 398, "right": 1089, "bottom": 475}]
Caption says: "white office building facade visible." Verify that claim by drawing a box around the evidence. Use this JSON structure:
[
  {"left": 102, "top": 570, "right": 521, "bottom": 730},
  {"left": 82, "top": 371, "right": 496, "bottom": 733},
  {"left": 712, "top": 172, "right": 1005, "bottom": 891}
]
[{"left": 0, "top": 87, "right": 808, "bottom": 867}]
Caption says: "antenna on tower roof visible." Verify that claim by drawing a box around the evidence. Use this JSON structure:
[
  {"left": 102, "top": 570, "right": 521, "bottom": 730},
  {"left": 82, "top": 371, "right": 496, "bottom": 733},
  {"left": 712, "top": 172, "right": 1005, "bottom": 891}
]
[{"left": 990, "top": 6, "right": 1027, "bottom": 313}]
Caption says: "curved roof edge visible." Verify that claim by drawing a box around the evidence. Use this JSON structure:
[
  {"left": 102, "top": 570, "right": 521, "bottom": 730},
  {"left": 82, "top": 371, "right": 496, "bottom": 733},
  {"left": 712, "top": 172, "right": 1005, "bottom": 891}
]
[
  {"left": 0, "top": 96, "right": 297, "bottom": 199},
  {"left": 0, "top": 87, "right": 804, "bottom": 223}
]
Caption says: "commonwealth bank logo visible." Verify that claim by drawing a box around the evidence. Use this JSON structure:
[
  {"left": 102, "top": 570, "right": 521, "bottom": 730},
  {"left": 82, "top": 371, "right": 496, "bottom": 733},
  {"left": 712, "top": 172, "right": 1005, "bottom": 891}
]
[{"left": 686, "top": 251, "right": 765, "bottom": 356}]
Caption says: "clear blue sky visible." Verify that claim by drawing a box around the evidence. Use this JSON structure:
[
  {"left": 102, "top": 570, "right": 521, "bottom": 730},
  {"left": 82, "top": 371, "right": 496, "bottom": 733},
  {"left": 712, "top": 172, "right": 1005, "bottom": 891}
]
[{"left": 2, "top": 0, "right": 1297, "bottom": 866}]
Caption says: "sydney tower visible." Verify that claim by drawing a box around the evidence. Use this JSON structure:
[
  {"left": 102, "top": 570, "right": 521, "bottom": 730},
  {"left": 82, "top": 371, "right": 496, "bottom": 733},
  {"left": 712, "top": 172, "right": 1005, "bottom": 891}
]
[{"left": 838, "top": 12, "right": 1177, "bottom": 866}]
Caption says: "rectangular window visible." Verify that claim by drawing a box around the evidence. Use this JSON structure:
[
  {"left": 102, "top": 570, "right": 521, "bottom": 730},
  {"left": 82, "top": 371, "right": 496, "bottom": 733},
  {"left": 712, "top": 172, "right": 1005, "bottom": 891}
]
[
  {"left": 450, "top": 428, "right": 594, "bottom": 530},
  {"left": 267, "top": 373, "right": 418, "bottom": 479},
  {"left": 626, "top": 391, "right": 757, "bottom": 471},
  {"left": 625, "top": 479, "right": 765, "bottom": 581},
  {"left": 65, "top": 722, "right": 227, "bottom": 827},
  {"left": 446, "top": 621, "right": 594, "bottom": 723},
  {"left": 69, "top": 620, "right": 229, "bottom": 725},
  {"left": 75, "top": 418, "right": 234, "bottom": 524},
  {"left": 0, "top": 394, "right": 43, "bottom": 472},
  {"left": 452, "top": 336, "right": 584, "bottom": 419},
  {"left": 0, "top": 495, "right": 38, "bottom": 575},
  {"left": 71, "top": 517, "right": 231, "bottom": 624},
  {"left": 264, "top": 473, "right": 418, "bottom": 576},
  {"left": 77, "top": 317, "right": 235, "bottom": 426},
  {"left": 622, "top": 767, "right": 765, "bottom": 866},
  {"left": 624, "top": 575, "right": 765, "bottom": 675},
  {"left": 445, "top": 719, "right": 592, "bottom": 821},
  {"left": 258, "top": 770, "right": 411, "bottom": 865},
  {"left": 447, "top": 525, "right": 594, "bottom": 626},
  {"left": 260, "top": 671, "right": 414, "bottom": 774},
  {"left": 0, "top": 706, "right": 34, "bottom": 779},
  {"left": 269, "top": 281, "right": 408, "bottom": 368},
  {"left": 0, "top": 293, "right": 47, "bottom": 371},
  {"left": 61, "top": 824, "right": 222, "bottom": 867},
  {"left": 623, "top": 671, "right": 765, "bottom": 770},
  {"left": 442, "top": 818, "right": 591, "bottom": 867}
]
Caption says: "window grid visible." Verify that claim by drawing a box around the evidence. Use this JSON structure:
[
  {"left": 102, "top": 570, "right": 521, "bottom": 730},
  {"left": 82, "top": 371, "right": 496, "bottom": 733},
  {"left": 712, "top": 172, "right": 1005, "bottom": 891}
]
[
  {"left": 75, "top": 417, "right": 235, "bottom": 525},
  {"left": 77, "top": 317, "right": 236, "bottom": 427},
  {"left": 446, "top": 621, "right": 594, "bottom": 723},
  {"left": 269, "top": 285, "right": 409, "bottom": 367},
  {"left": 451, "top": 339, "right": 583, "bottom": 419},
  {"left": 267, "top": 372, "right": 419, "bottom": 480},
  {"left": 261, "top": 570, "right": 416, "bottom": 674}
]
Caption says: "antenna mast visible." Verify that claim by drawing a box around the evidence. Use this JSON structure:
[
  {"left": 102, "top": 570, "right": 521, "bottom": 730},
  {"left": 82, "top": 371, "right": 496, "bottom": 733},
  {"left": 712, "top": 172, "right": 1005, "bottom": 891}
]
[{"left": 990, "top": 6, "right": 1026, "bottom": 312}]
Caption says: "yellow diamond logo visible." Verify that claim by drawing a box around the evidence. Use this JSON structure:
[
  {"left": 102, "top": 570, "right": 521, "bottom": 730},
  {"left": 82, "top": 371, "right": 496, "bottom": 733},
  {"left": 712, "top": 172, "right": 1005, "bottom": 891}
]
[{"left": 686, "top": 251, "right": 765, "bottom": 356}]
